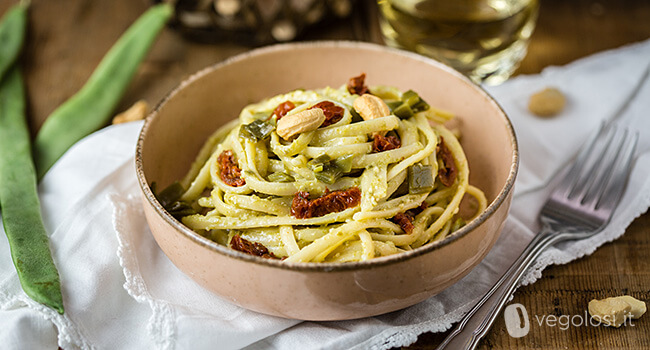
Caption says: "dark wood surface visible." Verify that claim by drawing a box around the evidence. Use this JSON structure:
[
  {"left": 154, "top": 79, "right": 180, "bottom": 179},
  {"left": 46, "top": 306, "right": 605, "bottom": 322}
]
[{"left": 3, "top": 0, "right": 649, "bottom": 348}]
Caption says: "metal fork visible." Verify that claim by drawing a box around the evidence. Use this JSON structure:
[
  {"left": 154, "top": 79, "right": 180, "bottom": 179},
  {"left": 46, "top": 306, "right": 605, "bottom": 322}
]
[{"left": 438, "top": 124, "right": 639, "bottom": 350}]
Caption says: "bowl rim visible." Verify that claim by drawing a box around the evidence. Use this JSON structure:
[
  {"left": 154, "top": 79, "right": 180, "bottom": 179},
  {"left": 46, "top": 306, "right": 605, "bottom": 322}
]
[{"left": 135, "top": 40, "right": 519, "bottom": 272}]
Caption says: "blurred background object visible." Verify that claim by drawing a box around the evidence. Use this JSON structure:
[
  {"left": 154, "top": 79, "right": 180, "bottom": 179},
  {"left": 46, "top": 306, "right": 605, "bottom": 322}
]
[
  {"left": 377, "top": 0, "right": 540, "bottom": 85},
  {"left": 159, "top": 0, "right": 354, "bottom": 44}
]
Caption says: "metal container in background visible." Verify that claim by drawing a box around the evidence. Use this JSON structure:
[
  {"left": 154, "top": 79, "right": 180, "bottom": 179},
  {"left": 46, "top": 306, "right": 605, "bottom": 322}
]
[{"left": 160, "top": 0, "right": 354, "bottom": 45}]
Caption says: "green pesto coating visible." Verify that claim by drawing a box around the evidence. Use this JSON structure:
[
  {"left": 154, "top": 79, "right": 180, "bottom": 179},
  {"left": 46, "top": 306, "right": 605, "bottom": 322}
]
[
  {"left": 33, "top": 3, "right": 173, "bottom": 179},
  {"left": 0, "top": 67, "right": 64, "bottom": 314},
  {"left": 0, "top": 2, "right": 27, "bottom": 81},
  {"left": 267, "top": 171, "right": 294, "bottom": 183}
]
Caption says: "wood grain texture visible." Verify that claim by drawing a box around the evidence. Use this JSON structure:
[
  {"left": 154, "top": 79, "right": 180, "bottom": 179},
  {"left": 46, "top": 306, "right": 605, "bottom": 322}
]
[
  {"left": 407, "top": 214, "right": 650, "bottom": 349},
  {"left": 519, "top": 0, "right": 650, "bottom": 75},
  {"left": 2, "top": 0, "right": 649, "bottom": 348}
]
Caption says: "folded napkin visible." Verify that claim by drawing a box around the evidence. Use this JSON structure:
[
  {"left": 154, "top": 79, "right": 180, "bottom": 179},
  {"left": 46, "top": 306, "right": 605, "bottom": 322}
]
[{"left": 1, "top": 39, "right": 649, "bottom": 350}]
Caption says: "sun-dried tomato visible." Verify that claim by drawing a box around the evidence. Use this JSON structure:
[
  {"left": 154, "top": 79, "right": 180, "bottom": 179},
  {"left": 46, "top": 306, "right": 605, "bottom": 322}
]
[
  {"left": 372, "top": 134, "right": 401, "bottom": 153},
  {"left": 291, "top": 187, "right": 362, "bottom": 219},
  {"left": 347, "top": 73, "right": 370, "bottom": 95},
  {"left": 437, "top": 137, "right": 457, "bottom": 187},
  {"left": 391, "top": 202, "right": 428, "bottom": 234},
  {"left": 392, "top": 212, "right": 415, "bottom": 234},
  {"left": 218, "top": 150, "right": 246, "bottom": 187},
  {"left": 230, "top": 234, "right": 279, "bottom": 259},
  {"left": 309, "top": 101, "right": 345, "bottom": 127},
  {"left": 272, "top": 100, "right": 296, "bottom": 120}
]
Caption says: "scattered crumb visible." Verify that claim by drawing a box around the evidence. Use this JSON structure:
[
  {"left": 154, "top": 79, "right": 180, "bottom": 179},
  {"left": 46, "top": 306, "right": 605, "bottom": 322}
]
[
  {"left": 112, "top": 100, "right": 149, "bottom": 124},
  {"left": 588, "top": 295, "right": 646, "bottom": 327},
  {"left": 528, "top": 87, "right": 566, "bottom": 117}
]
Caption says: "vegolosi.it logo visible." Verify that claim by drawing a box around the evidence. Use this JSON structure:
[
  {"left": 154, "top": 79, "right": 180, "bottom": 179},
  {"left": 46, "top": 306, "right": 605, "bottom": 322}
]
[
  {"left": 503, "top": 303, "right": 637, "bottom": 338},
  {"left": 504, "top": 303, "right": 530, "bottom": 337}
]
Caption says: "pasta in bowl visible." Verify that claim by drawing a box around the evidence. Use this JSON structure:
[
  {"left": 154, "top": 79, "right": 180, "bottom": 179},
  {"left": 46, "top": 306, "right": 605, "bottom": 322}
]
[
  {"left": 158, "top": 74, "right": 488, "bottom": 263},
  {"left": 136, "top": 42, "right": 518, "bottom": 320}
]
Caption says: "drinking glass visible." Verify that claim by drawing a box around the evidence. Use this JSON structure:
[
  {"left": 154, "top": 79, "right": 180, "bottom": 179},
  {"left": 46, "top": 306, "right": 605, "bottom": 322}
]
[{"left": 377, "top": 0, "right": 539, "bottom": 85}]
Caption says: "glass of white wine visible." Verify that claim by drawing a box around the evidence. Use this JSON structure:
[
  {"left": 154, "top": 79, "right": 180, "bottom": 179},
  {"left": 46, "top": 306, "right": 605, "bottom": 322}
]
[{"left": 377, "top": 0, "right": 539, "bottom": 85}]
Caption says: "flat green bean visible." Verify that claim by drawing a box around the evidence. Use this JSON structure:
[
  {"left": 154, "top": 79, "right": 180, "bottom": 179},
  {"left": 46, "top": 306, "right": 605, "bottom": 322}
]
[
  {"left": 0, "top": 67, "right": 64, "bottom": 314},
  {"left": 33, "top": 3, "right": 173, "bottom": 179},
  {"left": 0, "top": 1, "right": 27, "bottom": 81}
]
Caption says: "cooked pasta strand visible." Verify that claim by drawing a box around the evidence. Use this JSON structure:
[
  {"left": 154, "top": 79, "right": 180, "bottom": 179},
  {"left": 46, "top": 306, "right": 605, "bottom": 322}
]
[{"left": 167, "top": 82, "right": 486, "bottom": 263}]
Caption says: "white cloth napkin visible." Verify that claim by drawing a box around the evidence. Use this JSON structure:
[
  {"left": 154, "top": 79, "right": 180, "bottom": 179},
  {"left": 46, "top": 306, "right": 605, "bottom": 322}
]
[{"left": 1, "top": 39, "right": 649, "bottom": 350}]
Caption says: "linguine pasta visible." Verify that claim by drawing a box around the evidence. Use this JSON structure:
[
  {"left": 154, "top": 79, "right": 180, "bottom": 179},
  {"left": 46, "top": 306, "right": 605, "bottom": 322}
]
[{"left": 161, "top": 75, "right": 487, "bottom": 263}]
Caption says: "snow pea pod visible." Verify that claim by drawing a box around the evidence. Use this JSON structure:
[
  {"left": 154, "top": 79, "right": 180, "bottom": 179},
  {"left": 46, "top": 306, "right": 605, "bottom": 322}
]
[
  {"left": 33, "top": 3, "right": 173, "bottom": 179},
  {"left": 0, "top": 1, "right": 27, "bottom": 80},
  {"left": 0, "top": 66, "right": 64, "bottom": 314}
]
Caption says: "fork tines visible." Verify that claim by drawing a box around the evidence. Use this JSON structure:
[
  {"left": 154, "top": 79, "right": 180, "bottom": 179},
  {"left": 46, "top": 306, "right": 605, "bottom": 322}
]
[{"left": 548, "top": 124, "right": 638, "bottom": 225}]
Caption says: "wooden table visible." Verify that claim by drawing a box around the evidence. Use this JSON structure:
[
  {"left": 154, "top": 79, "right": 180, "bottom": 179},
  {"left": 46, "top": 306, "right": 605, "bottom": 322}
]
[{"left": 4, "top": 0, "right": 649, "bottom": 348}]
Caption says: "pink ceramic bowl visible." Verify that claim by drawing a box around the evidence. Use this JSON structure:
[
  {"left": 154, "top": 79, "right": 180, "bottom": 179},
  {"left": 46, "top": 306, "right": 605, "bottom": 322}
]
[{"left": 135, "top": 41, "right": 518, "bottom": 321}]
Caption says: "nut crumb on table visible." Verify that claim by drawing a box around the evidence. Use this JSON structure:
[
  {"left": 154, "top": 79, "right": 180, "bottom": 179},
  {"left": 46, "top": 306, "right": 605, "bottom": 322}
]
[
  {"left": 588, "top": 295, "right": 646, "bottom": 327},
  {"left": 528, "top": 87, "right": 566, "bottom": 117},
  {"left": 112, "top": 100, "right": 149, "bottom": 124}
]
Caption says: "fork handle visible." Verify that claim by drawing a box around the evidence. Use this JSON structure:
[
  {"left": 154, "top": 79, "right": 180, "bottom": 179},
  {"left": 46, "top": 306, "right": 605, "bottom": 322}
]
[{"left": 437, "top": 228, "right": 566, "bottom": 350}]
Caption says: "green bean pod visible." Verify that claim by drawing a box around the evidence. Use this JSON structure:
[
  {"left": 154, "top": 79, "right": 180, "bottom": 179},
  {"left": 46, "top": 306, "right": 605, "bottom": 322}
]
[
  {"left": 0, "top": 1, "right": 27, "bottom": 81},
  {"left": 34, "top": 3, "right": 173, "bottom": 179},
  {"left": 0, "top": 66, "right": 64, "bottom": 314}
]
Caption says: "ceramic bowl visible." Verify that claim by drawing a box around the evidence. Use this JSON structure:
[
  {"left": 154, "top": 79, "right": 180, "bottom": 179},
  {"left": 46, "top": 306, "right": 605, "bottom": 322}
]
[{"left": 136, "top": 41, "right": 518, "bottom": 321}]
